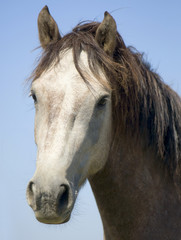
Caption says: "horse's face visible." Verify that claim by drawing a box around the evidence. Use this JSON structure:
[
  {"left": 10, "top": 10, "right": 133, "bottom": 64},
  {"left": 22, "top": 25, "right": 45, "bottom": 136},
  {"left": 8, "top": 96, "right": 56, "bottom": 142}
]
[
  {"left": 26, "top": 50, "right": 112, "bottom": 224},
  {"left": 27, "top": 6, "right": 117, "bottom": 224}
]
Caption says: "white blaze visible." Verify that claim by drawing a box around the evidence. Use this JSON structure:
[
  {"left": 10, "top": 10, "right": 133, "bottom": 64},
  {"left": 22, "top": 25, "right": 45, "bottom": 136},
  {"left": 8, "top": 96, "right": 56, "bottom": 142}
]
[{"left": 31, "top": 50, "right": 112, "bottom": 190}]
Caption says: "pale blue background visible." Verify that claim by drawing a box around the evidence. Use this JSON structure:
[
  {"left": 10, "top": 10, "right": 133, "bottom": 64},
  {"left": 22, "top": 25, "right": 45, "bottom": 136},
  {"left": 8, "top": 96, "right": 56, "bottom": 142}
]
[{"left": 1, "top": 1, "right": 181, "bottom": 239}]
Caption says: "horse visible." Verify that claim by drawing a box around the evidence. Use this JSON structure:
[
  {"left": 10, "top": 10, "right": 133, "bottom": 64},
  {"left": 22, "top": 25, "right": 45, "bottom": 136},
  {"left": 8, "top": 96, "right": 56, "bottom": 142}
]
[{"left": 26, "top": 6, "right": 181, "bottom": 240}]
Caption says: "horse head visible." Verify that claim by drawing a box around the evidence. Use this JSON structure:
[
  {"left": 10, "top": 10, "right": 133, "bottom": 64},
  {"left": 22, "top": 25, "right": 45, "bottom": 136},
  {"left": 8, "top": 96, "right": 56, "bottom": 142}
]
[{"left": 26, "top": 6, "right": 116, "bottom": 224}]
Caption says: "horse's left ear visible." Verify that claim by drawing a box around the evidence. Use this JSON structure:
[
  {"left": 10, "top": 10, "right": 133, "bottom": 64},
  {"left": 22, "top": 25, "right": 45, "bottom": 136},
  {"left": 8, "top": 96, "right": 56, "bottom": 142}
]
[
  {"left": 95, "top": 11, "right": 117, "bottom": 56},
  {"left": 38, "top": 6, "right": 61, "bottom": 49}
]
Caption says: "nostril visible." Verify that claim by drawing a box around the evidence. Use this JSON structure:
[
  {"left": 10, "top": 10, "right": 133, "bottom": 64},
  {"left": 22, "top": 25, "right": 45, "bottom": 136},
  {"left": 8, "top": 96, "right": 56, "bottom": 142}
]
[
  {"left": 57, "top": 184, "right": 69, "bottom": 212},
  {"left": 27, "top": 181, "right": 36, "bottom": 208},
  {"left": 28, "top": 181, "right": 35, "bottom": 194}
]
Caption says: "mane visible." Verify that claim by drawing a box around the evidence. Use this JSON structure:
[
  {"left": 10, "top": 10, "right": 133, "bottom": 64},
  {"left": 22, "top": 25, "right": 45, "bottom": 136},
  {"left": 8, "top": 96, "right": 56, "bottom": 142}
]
[{"left": 29, "top": 21, "right": 181, "bottom": 182}]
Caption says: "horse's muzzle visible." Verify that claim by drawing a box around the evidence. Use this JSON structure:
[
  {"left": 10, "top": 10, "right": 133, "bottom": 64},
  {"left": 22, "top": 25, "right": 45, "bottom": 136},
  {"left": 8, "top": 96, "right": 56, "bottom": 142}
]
[{"left": 26, "top": 180, "right": 74, "bottom": 224}]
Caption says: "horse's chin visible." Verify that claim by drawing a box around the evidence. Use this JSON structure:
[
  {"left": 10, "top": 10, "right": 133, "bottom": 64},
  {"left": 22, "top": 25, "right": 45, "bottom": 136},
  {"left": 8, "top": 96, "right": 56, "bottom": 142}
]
[{"left": 35, "top": 211, "right": 71, "bottom": 224}]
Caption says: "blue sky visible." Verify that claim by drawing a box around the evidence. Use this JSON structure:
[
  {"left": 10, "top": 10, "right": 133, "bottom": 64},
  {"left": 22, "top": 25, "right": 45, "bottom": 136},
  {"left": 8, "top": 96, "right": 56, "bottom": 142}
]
[{"left": 1, "top": 1, "right": 181, "bottom": 240}]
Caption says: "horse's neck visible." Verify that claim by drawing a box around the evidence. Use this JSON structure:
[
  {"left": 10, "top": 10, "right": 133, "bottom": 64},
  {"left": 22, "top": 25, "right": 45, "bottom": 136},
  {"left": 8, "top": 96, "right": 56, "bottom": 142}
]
[{"left": 89, "top": 139, "right": 181, "bottom": 240}]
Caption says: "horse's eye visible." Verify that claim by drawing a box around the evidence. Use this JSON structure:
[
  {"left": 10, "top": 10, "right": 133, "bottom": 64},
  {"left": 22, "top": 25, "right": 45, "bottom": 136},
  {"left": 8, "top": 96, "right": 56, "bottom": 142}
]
[
  {"left": 97, "top": 95, "right": 109, "bottom": 108},
  {"left": 30, "top": 91, "right": 37, "bottom": 104},
  {"left": 32, "top": 94, "right": 37, "bottom": 103}
]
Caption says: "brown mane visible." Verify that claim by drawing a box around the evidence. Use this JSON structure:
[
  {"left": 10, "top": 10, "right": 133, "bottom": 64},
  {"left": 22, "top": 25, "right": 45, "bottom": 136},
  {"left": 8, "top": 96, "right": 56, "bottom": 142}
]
[{"left": 29, "top": 21, "right": 181, "bottom": 181}]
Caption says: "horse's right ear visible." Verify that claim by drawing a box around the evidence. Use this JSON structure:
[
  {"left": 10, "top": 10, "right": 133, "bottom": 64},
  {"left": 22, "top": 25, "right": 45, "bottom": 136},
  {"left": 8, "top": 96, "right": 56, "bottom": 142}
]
[
  {"left": 95, "top": 11, "right": 117, "bottom": 56},
  {"left": 38, "top": 6, "right": 61, "bottom": 49}
]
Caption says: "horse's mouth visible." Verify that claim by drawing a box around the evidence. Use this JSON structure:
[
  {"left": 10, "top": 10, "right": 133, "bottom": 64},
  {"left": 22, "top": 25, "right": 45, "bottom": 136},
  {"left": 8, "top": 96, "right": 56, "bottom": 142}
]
[
  {"left": 35, "top": 210, "right": 71, "bottom": 224},
  {"left": 27, "top": 179, "right": 76, "bottom": 225}
]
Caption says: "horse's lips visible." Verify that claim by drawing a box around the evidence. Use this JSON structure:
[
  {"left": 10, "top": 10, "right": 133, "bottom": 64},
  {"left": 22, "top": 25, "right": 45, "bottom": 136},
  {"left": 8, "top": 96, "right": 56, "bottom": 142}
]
[{"left": 35, "top": 210, "right": 71, "bottom": 224}]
